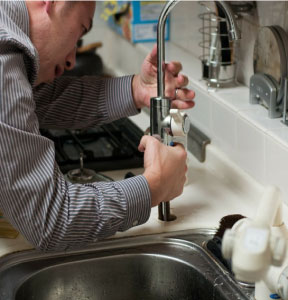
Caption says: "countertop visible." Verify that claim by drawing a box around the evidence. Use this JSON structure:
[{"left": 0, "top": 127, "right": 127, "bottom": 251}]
[{"left": 1, "top": 110, "right": 285, "bottom": 258}]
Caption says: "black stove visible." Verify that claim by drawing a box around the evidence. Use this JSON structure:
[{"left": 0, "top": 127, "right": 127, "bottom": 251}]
[{"left": 40, "top": 118, "right": 144, "bottom": 174}]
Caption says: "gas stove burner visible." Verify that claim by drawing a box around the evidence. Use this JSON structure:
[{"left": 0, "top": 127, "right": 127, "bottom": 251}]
[
  {"left": 67, "top": 168, "right": 96, "bottom": 183},
  {"left": 66, "top": 152, "right": 113, "bottom": 184},
  {"left": 66, "top": 168, "right": 113, "bottom": 184},
  {"left": 40, "top": 118, "right": 144, "bottom": 173}
]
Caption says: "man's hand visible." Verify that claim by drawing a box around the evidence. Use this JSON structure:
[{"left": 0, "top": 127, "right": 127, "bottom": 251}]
[
  {"left": 132, "top": 44, "right": 195, "bottom": 110},
  {"left": 138, "top": 135, "right": 187, "bottom": 207}
]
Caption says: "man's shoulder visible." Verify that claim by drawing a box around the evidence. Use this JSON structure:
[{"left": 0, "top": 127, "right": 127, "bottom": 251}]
[
  {"left": 0, "top": 1, "right": 34, "bottom": 54},
  {"left": 0, "top": 1, "right": 38, "bottom": 83}
]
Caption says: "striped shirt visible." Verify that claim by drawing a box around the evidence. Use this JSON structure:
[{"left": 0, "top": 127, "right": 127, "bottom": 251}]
[{"left": 0, "top": 1, "right": 151, "bottom": 251}]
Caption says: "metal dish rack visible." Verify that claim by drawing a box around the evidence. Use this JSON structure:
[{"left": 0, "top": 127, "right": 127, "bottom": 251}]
[{"left": 198, "top": 2, "right": 238, "bottom": 87}]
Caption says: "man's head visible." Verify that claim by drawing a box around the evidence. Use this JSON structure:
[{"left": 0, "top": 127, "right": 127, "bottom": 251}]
[{"left": 26, "top": 1, "right": 95, "bottom": 86}]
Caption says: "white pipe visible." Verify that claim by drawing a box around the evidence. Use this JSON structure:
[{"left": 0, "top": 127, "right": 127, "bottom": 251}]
[{"left": 254, "top": 185, "right": 283, "bottom": 227}]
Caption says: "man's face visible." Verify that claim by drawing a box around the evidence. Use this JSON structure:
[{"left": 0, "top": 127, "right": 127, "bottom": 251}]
[{"left": 32, "top": 1, "right": 95, "bottom": 85}]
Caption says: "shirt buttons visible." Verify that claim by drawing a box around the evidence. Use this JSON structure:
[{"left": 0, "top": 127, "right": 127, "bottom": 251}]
[{"left": 133, "top": 220, "right": 138, "bottom": 226}]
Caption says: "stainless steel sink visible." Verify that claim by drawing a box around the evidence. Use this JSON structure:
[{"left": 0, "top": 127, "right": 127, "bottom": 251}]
[{"left": 0, "top": 229, "right": 253, "bottom": 300}]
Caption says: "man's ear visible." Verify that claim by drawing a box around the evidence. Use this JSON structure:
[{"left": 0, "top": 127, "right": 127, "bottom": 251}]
[{"left": 43, "top": 1, "right": 54, "bottom": 14}]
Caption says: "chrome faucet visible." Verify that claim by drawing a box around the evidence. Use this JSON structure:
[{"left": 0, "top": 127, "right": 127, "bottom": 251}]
[{"left": 151, "top": 0, "right": 241, "bottom": 222}]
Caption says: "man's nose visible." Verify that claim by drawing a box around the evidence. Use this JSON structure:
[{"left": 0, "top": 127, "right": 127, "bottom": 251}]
[{"left": 65, "top": 47, "right": 77, "bottom": 70}]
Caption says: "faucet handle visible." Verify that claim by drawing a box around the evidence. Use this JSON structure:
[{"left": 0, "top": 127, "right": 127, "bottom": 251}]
[
  {"left": 170, "top": 109, "right": 190, "bottom": 137},
  {"left": 169, "top": 109, "right": 190, "bottom": 185},
  {"left": 169, "top": 109, "right": 190, "bottom": 148}
]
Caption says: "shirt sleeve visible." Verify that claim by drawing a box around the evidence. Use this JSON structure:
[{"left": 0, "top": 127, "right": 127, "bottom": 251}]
[
  {"left": 0, "top": 47, "right": 151, "bottom": 251},
  {"left": 33, "top": 75, "right": 140, "bottom": 129}
]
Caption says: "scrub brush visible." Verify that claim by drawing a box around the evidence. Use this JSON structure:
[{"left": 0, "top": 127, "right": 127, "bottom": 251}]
[
  {"left": 206, "top": 214, "right": 246, "bottom": 271},
  {"left": 215, "top": 214, "right": 246, "bottom": 239}
]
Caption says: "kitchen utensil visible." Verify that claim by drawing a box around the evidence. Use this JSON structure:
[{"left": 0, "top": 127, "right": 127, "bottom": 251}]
[
  {"left": 252, "top": 25, "right": 288, "bottom": 117},
  {"left": 272, "top": 25, "right": 288, "bottom": 105},
  {"left": 228, "top": 1, "right": 255, "bottom": 15},
  {"left": 253, "top": 26, "right": 283, "bottom": 84},
  {"left": 199, "top": 2, "right": 238, "bottom": 87},
  {"left": 215, "top": 2, "right": 231, "bottom": 65}
]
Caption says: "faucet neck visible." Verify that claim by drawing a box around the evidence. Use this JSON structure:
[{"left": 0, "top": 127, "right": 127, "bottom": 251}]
[
  {"left": 157, "top": 0, "right": 179, "bottom": 99},
  {"left": 156, "top": 0, "right": 241, "bottom": 99},
  {"left": 216, "top": 1, "right": 241, "bottom": 40}
]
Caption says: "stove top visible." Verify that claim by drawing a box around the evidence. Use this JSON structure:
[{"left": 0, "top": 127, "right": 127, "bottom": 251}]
[{"left": 40, "top": 118, "right": 144, "bottom": 174}]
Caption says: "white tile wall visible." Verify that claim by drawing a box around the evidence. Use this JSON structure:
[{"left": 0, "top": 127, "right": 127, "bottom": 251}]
[
  {"left": 265, "top": 134, "right": 288, "bottom": 198},
  {"left": 236, "top": 116, "right": 266, "bottom": 183},
  {"left": 169, "top": 1, "right": 288, "bottom": 87},
  {"left": 85, "top": 2, "right": 288, "bottom": 206},
  {"left": 238, "top": 106, "right": 283, "bottom": 133},
  {"left": 211, "top": 100, "right": 237, "bottom": 159},
  {"left": 187, "top": 84, "right": 212, "bottom": 135},
  {"left": 89, "top": 1, "right": 288, "bottom": 86},
  {"left": 170, "top": 1, "right": 288, "bottom": 205}
]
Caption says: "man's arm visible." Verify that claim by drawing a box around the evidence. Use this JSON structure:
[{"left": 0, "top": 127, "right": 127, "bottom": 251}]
[
  {"left": 34, "top": 75, "right": 139, "bottom": 129},
  {"left": 0, "top": 50, "right": 151, "bottom": 251},
  {"left": 0, "top": 131, "right": 151, "bottom": 251},
  {"left": 34, "top": 45, "right": 195, "bottom": 130}
]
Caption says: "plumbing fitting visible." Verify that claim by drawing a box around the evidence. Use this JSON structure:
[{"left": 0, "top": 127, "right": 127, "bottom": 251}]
[
  {"left": 152, "top": 0, "right": 241, "bottom": 221},
  {"left": 222, "top": 185, "right": 288, "bottom": 300},
  {"left": 150, "top": 97, "right": 190, "bottom": 221}
]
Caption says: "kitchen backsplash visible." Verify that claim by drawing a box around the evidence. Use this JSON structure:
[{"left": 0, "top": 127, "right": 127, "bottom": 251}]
[
  {"left": 84, "top": 1, "right": 288, "bottom": 206},
  {"left": 170, "top": 1, "right": 288, "bottom": 87},
  {"left": 89, "top": 1, "right": 288, "bottom": 87}
]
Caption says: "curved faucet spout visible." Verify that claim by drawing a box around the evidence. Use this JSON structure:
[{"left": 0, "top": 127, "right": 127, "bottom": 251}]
[
  {"left": 152, "top": 0, "right": 240, "bottom": 222},
  {"left": 218, "top": 1, "right": 241, "bottom": 41},
  {"left": 156, "top": 0, "right": 178, "bottom": 98},
  {"left": 156, "top": 0, "right": 241, "bottom": 99}
]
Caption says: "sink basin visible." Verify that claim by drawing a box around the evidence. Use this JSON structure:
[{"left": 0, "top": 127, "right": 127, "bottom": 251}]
[{"left": 0, "top": 229, "right": 253, "bottom": 300}]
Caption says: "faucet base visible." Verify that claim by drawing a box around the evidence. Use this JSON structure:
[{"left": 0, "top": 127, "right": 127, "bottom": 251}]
[{"left": 158, "top": 202, "right": 177, "bottom": 221}]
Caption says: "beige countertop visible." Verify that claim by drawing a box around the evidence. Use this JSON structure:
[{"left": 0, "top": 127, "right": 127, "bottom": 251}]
[{"left": 1, "top": 110, "right": 285, "bottom": 258}]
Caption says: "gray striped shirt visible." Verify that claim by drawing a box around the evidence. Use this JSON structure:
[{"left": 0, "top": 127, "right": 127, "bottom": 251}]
[{"left": 0, "top": 1, "right": 151, "bottom": 251}]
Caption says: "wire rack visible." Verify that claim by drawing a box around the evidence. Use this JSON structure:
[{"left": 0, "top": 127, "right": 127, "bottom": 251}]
[{"left": 198, "top": 2, "right": 238, "bottom": 87}]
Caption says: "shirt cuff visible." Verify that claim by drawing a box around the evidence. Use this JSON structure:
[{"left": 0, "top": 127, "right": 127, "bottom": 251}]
[
  {"left": 116, "top": 175, "right": 151, "bottom": 231},
  {"left": 106, "top": 75, "right": 140, "bottom": 120}
]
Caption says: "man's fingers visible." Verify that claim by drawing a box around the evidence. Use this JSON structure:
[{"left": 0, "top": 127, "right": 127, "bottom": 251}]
[
  {"left": 138, "top": 135, "right": 161, "bottom": 152},
  {"left": 176, "top": 74, "right": 189, "bottom": 87},
  {"left": 166, "top": 61, "right": 182, "bottom": 76},
  {"left": 173, "top": 142, "right": 186, "bottom": 151},
  {"left": 138, "top": 135, "right": 149, "bottom": 152},
  {"left": 147, "top": 44, "right": 158, "bottom": 66},
  {"left": 173, "top": 87, "right": 195, "bottom": 101},
  {"left": 171, "top": 99, "right": 195, "bottom": 109}
]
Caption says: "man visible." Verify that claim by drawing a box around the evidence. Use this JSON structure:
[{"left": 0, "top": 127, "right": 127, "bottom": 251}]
[{"left": 0, "top": 1, "right": 195, "bottom": 251}]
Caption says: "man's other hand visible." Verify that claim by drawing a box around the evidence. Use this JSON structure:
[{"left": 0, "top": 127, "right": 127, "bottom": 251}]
[
  {"left": 138, "top": 135, "right": 187, "bottom": 207},
  {"left": 132, "top": 44, "right": 195, "bottom": 110}
]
